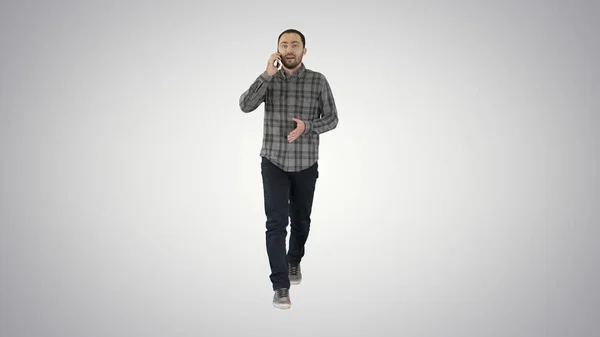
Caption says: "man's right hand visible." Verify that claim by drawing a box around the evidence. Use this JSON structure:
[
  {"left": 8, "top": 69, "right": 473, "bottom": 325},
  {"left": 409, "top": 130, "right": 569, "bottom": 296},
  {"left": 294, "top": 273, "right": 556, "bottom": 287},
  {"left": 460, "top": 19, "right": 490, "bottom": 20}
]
[{"left": 266, "top": 53, "right": 282, "bottom": 76}]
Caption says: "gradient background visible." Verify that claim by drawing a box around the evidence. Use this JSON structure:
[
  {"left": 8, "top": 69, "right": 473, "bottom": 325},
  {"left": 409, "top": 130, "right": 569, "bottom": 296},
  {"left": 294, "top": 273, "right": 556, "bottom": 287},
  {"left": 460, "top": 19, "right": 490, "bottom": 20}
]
[{"left": 1, "top": 1, "right": 598, "bottom": 336}]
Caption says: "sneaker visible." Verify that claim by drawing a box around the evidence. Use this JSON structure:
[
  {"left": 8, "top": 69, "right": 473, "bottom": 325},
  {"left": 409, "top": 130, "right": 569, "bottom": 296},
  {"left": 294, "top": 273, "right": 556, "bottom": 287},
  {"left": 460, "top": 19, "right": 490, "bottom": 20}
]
[
  {"left": 273, "top": 288, "right": 291, "bottom": 309},
  {"left": 289, "top": 263, "right": 302, "bottom": 285}
]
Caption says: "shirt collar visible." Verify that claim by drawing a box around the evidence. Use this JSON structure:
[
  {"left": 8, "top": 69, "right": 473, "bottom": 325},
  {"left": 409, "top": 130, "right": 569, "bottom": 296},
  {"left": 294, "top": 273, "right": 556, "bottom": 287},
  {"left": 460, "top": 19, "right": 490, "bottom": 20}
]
[{"left": 279, "top": 63, "right": 306, "bottom": 79}]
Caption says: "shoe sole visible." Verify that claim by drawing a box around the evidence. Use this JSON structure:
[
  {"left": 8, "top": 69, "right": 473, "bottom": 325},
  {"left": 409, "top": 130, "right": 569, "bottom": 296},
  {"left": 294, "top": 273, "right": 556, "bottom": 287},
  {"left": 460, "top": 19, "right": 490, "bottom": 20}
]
[
  {"left": 290, "top": 279, "right": 301, "bottom": 285},
  {"left": 273, "top": 303, "right": 291, "bottom": 309}
]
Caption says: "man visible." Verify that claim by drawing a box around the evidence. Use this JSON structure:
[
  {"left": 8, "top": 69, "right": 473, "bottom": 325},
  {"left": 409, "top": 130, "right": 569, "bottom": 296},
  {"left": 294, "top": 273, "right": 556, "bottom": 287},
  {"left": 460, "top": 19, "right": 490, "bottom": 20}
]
[{"left": 239, "top": 29, "right": 339, "bottom": 309}]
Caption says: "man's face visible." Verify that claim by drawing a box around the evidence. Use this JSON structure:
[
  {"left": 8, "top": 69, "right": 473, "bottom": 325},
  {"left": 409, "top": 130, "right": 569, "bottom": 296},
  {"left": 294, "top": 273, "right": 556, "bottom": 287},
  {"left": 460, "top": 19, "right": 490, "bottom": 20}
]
[{"left": 277, "top": 33, "right": 306, "bottom": 69}]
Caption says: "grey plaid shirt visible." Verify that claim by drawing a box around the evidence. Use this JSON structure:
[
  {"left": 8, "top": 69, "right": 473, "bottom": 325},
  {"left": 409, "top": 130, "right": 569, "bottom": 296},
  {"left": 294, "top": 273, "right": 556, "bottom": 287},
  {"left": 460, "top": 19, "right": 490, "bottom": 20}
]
[{"left": 239, "top": 63, "right": 339, "bottom": 172}]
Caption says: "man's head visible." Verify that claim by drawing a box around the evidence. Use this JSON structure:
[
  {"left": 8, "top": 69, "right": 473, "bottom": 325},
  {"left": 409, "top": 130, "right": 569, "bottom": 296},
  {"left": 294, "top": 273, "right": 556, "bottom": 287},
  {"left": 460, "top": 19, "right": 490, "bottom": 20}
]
[{"left": 277, "top": 29, "right": 307, "bottom": 70}]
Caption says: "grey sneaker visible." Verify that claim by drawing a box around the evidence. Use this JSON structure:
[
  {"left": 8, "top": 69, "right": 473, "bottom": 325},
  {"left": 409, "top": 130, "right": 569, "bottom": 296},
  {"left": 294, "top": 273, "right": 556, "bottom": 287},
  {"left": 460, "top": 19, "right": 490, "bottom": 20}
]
[
  {"left": 289, "top": 263, "right": 302, "bottom": 285},
  {"left": 273, "top": 288, "right": 291, "bottom": 309}
]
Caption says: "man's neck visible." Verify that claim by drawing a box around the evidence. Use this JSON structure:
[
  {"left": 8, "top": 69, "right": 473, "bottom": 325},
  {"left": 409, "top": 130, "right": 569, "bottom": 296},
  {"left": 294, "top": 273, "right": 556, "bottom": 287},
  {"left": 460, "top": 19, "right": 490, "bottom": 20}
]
[{"left": 283, "top": 63, "right": 302, "bottom": 76}]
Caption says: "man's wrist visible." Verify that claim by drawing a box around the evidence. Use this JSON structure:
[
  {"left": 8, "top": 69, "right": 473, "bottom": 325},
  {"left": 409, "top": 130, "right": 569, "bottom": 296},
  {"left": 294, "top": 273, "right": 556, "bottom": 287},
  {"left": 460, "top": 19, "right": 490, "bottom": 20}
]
[{"left": 260, "top": 71, "right": 274, "bottom": 81}]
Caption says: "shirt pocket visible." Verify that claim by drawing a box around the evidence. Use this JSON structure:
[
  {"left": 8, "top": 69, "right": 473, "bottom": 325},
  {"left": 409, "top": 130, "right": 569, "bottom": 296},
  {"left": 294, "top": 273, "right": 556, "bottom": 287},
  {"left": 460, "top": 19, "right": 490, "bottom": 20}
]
[{"left": 301, "top": 97, "right": 318, "bottom": 119}]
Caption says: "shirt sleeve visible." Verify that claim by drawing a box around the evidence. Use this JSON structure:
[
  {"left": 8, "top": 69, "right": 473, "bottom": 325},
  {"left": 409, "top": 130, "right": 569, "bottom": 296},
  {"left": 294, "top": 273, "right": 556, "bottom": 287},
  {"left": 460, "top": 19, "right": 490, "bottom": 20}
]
[
  {"left": 304, "top": 75, "right": 339, "bottom": 134},
  {"left": 239, "top": 72, "right": 273, "bottom": 113}
]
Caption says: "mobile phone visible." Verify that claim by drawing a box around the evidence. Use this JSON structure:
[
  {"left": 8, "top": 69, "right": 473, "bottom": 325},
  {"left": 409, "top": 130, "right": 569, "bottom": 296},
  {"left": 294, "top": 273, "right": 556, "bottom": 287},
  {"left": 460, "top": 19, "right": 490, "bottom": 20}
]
[{"left": 274, "top": 52, "right": 282, "bottom": 70}]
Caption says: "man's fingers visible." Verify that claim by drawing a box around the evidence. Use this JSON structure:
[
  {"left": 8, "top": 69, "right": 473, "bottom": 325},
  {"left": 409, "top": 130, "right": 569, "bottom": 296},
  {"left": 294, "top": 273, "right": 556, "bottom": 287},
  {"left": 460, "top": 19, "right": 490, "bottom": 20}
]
[
  {"left": 288, "top": 122, "right": 305, "bottom": 142},
  {"left": 287, "top": 122, "right": 303, "bottom": 142},
  {"left": 287, "top": 131, "right": 298, "bottom": 142}
]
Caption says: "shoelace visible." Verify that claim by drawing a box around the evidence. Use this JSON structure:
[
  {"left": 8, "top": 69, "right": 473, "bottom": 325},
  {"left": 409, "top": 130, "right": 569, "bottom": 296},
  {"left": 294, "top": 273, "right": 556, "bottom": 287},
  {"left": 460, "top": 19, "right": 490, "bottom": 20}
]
[
  {"left": 289, "top": 265, "right": 299, "bottom": 275},
  {"left": 277, "top": 288, "right": 289, "bottom": 298}
]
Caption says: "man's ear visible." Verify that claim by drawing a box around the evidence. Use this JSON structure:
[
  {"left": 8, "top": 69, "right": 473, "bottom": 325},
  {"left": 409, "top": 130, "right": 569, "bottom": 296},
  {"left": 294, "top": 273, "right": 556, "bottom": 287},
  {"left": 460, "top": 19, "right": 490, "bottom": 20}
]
[{"left": 303, "top": 48, "right": 307, "bottom": 56}]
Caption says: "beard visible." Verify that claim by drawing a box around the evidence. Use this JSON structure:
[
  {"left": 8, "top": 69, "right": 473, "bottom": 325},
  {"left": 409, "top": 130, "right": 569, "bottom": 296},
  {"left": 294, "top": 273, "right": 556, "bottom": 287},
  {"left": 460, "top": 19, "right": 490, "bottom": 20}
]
[{"left": 282, "top": 55, "right": 302, "bottom": 69}]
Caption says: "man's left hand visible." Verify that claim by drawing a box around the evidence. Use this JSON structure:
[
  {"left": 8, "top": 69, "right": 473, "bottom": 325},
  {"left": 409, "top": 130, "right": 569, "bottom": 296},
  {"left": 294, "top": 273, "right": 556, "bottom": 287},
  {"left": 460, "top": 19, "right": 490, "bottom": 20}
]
[{"left": 288, "top": 118, "right": 305, "bottom": 143}]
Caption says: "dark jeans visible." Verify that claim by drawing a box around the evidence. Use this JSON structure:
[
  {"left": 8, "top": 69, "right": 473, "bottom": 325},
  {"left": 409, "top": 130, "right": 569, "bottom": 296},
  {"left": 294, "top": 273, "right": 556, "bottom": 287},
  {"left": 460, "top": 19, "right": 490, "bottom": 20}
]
[{"left": 260, "top": 156, "right": 319, "bottom": 290}]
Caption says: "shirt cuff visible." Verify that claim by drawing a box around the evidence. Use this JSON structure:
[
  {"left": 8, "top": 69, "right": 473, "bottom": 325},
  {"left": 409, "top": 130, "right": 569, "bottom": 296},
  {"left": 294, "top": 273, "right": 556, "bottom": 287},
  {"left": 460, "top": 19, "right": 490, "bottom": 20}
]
[
  {"left": 260, "top": 71, "right": 273, "bottom": 82},
  {"left": 303, "top": 120, "right": 312, "bottom": 134}
]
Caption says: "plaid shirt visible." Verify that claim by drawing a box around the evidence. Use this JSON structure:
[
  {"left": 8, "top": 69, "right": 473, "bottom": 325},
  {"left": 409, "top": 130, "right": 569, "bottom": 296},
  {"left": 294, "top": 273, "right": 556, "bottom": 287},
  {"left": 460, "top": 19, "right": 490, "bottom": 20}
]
[{"left": 239, "top": 63, "right": 339, "bottom": 172}]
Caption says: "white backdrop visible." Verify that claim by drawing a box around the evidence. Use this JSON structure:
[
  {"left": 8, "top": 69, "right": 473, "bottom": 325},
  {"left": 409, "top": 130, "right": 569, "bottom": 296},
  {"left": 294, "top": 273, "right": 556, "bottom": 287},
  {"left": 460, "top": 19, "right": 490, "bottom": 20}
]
[{"left": 1, "top": 1, "right": 598, "bottom": 336}]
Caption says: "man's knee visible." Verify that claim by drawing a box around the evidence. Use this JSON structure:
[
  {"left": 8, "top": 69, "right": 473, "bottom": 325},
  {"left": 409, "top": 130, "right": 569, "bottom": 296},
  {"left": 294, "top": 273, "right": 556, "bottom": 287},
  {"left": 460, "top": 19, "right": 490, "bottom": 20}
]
[{"left": 266, "top": 212, "right": 288, "bottom": 232}]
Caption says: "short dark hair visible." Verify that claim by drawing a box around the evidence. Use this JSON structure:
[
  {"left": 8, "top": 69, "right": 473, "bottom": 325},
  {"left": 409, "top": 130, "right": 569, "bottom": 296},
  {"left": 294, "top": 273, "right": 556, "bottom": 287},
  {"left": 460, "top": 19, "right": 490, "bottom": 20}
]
[{"left": 278, "top": 29, "right": 305, "bottom": 48}]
